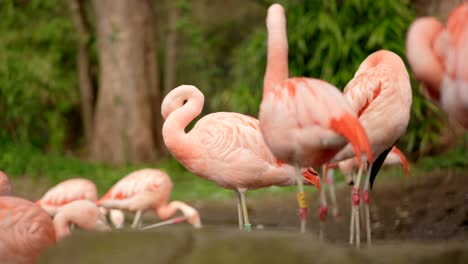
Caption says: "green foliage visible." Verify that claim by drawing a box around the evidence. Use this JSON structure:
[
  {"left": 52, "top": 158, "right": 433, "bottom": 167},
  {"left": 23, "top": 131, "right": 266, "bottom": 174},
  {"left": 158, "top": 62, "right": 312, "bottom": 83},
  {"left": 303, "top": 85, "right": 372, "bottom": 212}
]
[
  {"left": 419, "top": 137, "right": 468, "bottom": 170},
  {"left": 0, "top": 0, "right": 78, "bottom": 152},
  {"left": 229, "top": 0, "right": 446, "bottom": 158}
]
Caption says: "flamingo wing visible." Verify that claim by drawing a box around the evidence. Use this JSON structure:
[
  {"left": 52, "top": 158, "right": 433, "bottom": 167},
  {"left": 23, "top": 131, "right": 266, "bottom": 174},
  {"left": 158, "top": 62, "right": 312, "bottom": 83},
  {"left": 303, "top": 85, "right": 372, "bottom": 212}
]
[{"left": 196, "top": 113, "right": 277, "bottom": 165}]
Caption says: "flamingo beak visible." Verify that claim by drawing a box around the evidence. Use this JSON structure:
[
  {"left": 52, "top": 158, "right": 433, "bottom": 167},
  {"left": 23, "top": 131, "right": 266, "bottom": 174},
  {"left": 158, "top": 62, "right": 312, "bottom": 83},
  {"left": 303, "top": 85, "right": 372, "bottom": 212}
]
[{"left": 303, "top": 168, "right": 321, "bottom": 191}]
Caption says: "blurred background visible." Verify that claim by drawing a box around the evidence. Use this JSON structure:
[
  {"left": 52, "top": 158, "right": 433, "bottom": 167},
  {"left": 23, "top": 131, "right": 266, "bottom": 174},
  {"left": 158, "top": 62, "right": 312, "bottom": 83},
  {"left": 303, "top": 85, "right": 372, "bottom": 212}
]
[{"left": 0, "top": 0, "right": 466, "bottom": 201}]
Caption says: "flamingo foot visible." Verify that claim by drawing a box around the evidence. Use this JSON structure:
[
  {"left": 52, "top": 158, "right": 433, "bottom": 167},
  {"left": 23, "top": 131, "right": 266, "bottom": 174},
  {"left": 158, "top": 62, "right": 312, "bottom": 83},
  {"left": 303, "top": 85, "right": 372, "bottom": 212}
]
[{"left": 319, "top": 204, "right": 328, "bottom": 222}]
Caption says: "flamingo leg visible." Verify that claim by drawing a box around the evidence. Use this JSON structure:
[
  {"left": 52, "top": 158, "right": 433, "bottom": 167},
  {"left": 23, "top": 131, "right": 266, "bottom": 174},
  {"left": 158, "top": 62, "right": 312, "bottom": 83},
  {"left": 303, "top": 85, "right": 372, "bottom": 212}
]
[
  {"left": 238, "top": 189, "right": 251, "bottom": 232},
  {"left": 294, "top": 164, "right": 308, "bottom": 233},
  {"left": 236, "top": 191, "right": 244, "bottom": 230},
  {"left": 351, "top": 164, "right": 365, "bottom": 248},
  {"left": 318, "top": 165, "right": 328, "bottom": 240},
  {"left": 349, "top": 176, "right": 355, "bottom": 245},
  {"left": 131, "top": 210, "right": 143, "bottom": 229},
  {"left": 327, "top": 168, "right": 340, "bottom": 220},
  {"left": 363, "top": 163, "right": 373, "bottom": 247}
]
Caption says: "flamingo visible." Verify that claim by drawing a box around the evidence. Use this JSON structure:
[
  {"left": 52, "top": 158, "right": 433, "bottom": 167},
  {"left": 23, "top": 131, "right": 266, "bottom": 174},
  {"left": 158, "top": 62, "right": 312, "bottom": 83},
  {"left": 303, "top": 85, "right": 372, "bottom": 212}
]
[
  {"left": 36, "top": 178, "right": 124, "bottom": 228},
  {"left": 332, "top": 50, "right": 412, "bottom": 246},
  {"left": 259, "top": 3, "right": 373, "bottom": 234},
  {"left": 161, "top": 85, "right": 321, "bottom": 232},
  {"left": 0, "top": 197, "right": 110, "bottom": 264},
  {"left": 406, "top": 3, "right": 468, "bottom": 129},
  {"left": 0, "top": 171, "right": 11, "bottom": 196},
  {"left": 52, "top": 200, "right": 111, "bottom": 240},
  {"left": 36, "top": 178, "right": 99, "bottom": 216},
  {"left": 98, "top": 168, "right": 203, "bottom": 229}
]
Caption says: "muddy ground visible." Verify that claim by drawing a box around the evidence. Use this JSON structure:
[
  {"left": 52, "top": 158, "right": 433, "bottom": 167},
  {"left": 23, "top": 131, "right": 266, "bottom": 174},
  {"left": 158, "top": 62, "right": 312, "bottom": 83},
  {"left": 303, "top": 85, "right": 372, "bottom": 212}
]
[
  {"left": 192, "top": 170, "right": 468, "bottom": 242},
  {"left": 38, "top": 170, "right": 468, "bottom": 263}
]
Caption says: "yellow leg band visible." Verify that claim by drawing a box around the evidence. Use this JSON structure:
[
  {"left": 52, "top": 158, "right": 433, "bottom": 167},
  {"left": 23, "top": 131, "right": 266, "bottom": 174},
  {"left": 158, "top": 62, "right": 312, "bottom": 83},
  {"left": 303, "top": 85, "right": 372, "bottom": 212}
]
[{"left": 296, "top": 191, "right": 308, "bottom": 208}]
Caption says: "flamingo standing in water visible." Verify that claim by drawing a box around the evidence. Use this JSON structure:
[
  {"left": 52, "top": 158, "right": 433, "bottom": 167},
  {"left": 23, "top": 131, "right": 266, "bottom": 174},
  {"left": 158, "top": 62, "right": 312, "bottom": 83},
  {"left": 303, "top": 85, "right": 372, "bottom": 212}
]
[
  {"left": 0, "top": 197, "right": 110, "bottom": 264},
  {"left": 98, "top": 169, "right": 203, "bottom": 229},
  {"left": 332, "top": 50, "right": 412, "bottom": 246},
  {"left": 406, "top": 3, "right": 468, "bottom": 129},
  {"left": 259, "top": 3, "right": 373, "bottom": 234},
  {"left": 161, "top": 85, "right": 321, "bottom": 232},
  {"left": 0, "top": 171, "right": 11, "bottom": 196}
]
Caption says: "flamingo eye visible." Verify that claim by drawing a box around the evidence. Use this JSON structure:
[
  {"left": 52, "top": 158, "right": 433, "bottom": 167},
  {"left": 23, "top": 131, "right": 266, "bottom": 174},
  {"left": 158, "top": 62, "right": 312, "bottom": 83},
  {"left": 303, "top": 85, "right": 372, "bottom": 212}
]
[{"left": 182, "top": 99, "right": 188, "bottom": 105}]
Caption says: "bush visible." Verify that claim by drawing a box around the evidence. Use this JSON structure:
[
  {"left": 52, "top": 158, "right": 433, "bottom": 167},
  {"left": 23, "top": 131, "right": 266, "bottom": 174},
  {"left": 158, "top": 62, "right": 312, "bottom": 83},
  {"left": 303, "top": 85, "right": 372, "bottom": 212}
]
[{"left": 0, "top": 0, "right": 78, "bottom": 152}]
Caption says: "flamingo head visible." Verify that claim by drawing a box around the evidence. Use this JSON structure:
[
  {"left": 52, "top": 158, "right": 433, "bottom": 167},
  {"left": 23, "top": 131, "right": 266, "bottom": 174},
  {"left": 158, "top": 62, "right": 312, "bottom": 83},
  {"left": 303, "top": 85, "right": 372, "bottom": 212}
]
[
  {"left": 109, "top": 209, "right": 125, "bottom": 229},
  {"left": 161, "top": 85, "right": 205, "bottom": 120},
  {"left": 302, "top": 167, "right": 321, "bottom": 191}
]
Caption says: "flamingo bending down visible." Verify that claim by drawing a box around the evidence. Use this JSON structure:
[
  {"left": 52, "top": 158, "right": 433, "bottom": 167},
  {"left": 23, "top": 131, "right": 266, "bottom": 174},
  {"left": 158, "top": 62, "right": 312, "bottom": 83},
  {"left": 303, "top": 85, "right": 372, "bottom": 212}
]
[
  {"left": 53, "top": 200, "right": 111, "bottom": 240},
  {"left": 36, "top": 178, "right": 99, "bottom": 216},
  {"left": 98, "top": 169, "right": 203, "bottom": 229},
  {"left": 0, "top": 197, "right": 110, "bottom": 264},
  {"left": 332, "top": 50, "right": 412, "bottom": 246},
  {"left": 0, "top": 171, "right": 11, "bottom": 196},
  {"left": 406, "top": 3, "right": 468, "bottom": 128},
  {"left": 259, "top": 3, "right": 373, "bottom": 234},
  {"left": 161, "top": 85, "right": 321, "bottom": 232}
]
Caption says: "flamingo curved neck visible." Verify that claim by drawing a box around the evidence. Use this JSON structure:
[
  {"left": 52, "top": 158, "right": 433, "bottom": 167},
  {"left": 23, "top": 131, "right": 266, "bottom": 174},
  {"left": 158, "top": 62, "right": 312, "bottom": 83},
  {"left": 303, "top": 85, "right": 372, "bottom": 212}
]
[
  {"left": 163, "top": 98, "right": 203, "bottom": 161},
  {"left": 264, "top": 14, "right": 289, "bottom": 96},
  {"left": 156, "top": 201, "right": 179, "bottom": 220},
  {"left": 53, "top": 215, "right": 71, "bottom": 241}
]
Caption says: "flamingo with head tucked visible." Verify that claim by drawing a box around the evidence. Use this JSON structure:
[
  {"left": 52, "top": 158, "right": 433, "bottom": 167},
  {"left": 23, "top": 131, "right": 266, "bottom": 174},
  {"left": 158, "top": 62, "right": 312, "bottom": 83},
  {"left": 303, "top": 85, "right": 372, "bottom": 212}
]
[
  {"left": 98, "top": 169, "right": 203, "bottom": 229},
  {"left": 259, "top": 3, "right": 373, "bottom": 234},
  {"left": 161, "top": 85, "right": 321, "bottom": 232},
  {"left": 0, "top": 197, "right": 110, "bottom": 264},
  {"left": 406, "top": 3, "right": 468, "bottom": 128}
]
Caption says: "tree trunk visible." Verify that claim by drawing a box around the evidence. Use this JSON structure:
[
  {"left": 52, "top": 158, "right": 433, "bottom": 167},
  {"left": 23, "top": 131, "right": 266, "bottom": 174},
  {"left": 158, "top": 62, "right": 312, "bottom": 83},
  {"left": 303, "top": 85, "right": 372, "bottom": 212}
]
[
  {"left": 163, "top": 1, "right": 179, "bottom": 95},
  {"left": 91, "top": 0, "right": 161, "bottom": 165},
  {"left": 68, "top": 0, "right": 94, "bottom": 148},
  {"left": 413, "top": 0, "right": 464, "bottom": 20}
]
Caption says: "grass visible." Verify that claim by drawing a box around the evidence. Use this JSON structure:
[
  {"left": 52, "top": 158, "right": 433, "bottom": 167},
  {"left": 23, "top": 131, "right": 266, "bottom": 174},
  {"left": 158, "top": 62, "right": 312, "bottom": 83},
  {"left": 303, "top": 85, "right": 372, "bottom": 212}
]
[{"left": 1, "top": 141, "right": 465, "bottom": 201}]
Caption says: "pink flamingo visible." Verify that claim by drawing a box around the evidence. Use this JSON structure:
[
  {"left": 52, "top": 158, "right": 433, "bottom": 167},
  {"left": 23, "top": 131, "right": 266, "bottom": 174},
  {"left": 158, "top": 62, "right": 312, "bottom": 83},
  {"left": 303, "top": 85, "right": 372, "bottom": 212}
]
[
  {"left": 36, "top": 178, "right": 123, "bottom": 228},
  {"left": 0, "top": 197, "right": 109, "bottom": 264},
  {"left": 259, "top": 3, "right": 373, "bottom": 234},
  {"left": 161, "top": 84, "right": 321, "bottom": 232},
  {"left": 332, "top": 50, "right": 412, "bottom": 246},
  {"left": 98, "top": 168, "right": 203, "bottom": 229},
  {"left": 53, "top": 200, "right": 111, "bottom": 240},
  {"left": 36, "top": 178, "right": 99, "bottom": 216},
  {"left": 406, "top": 3, "right": 468, "bottom": 128},
  {"left": 0, "top": 171, "right": 11, "bottom": 196}
]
